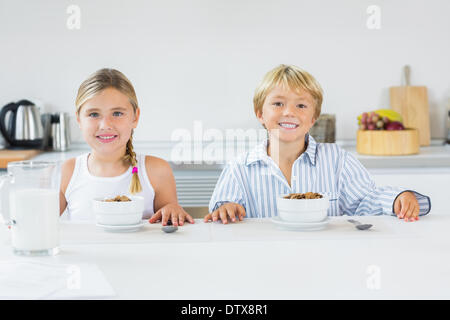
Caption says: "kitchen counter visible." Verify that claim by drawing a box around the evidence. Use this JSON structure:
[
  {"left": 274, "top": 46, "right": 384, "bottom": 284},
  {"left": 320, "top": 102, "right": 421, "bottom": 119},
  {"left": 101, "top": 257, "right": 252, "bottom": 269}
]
[
  {"left": 28, "top": 140, "right": 450, "bottom": 169},
  {"left": 1, "top": 214, "right": 449, "bottom": 299}
]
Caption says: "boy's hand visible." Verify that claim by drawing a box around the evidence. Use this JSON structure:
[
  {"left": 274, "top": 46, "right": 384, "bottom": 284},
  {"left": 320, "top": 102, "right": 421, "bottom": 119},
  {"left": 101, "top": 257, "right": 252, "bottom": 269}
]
[
  {"left": 204, "top": 203, "right": 246, "bottom": 224},
  {"left": 149, "top": 203, "right": 194, "bottom": 226},
  {"left": 394, "top": 191, "right": 420, "bottom": 222}
]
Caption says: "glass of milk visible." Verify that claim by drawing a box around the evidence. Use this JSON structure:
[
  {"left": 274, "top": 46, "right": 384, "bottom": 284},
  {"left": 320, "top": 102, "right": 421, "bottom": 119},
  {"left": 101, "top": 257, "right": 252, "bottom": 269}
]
[{"left": 0, "top": 161, "right": 61, "bottom": 256}]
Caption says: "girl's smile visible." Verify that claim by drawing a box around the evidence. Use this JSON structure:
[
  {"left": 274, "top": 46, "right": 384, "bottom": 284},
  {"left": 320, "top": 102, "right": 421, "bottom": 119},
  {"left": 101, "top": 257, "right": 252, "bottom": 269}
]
[{"left": 96, "top": 134, "right": 119, "bottom": 143}]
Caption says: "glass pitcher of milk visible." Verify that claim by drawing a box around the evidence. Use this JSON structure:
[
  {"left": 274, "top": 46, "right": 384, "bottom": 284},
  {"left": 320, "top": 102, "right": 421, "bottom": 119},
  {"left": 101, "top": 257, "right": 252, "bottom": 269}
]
[{"left": 0, "top": 161, "right": 60, "bottom": 256}]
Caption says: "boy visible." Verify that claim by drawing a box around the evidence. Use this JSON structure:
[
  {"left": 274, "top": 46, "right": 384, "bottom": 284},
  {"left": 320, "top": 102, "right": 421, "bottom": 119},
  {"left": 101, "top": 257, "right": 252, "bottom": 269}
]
[{"left": 204, "top": 64, "right": 430, "bottom": 224}]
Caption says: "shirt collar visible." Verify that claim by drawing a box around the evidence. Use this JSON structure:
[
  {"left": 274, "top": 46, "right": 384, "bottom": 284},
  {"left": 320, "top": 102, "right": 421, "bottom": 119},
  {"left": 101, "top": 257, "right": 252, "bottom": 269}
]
[{"left": 245, "top": 133, "right": 318, "bottom": 166}]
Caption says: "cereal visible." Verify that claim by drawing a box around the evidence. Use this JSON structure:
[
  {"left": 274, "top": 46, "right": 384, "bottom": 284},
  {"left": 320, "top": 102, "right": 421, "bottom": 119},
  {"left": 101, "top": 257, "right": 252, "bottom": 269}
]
[
  {"left": 283, "top": 192, "right": 323, "bottom": 199},
  {"left": 103, "top": 195, "right": 132, "bottom": 202}
]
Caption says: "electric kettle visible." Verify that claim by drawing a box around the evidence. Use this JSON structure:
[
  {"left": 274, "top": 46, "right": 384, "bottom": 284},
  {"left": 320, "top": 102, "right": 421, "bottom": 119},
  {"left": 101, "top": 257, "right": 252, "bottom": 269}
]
[{"left": 0, "top": 99, "right": 44, "bottom": 149}]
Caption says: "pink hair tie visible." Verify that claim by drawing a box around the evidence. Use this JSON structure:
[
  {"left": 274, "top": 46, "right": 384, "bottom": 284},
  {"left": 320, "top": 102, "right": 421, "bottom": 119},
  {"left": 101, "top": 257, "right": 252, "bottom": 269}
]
[{"left": 132, "top": 166, "right": 138, "bottom": 174}]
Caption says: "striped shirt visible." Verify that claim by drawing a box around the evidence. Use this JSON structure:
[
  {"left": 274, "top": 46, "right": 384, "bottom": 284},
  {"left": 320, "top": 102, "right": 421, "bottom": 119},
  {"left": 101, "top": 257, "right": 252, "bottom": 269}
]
[{"left": 209, "top": 134, "right": 431, "bottom": 217}]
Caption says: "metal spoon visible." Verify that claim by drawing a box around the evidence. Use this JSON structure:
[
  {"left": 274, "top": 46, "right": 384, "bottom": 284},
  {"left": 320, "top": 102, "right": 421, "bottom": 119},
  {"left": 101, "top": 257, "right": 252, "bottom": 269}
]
[
  {"left": 162, "top": 220, "right": 178, "bottom": 233},
  {"left": 347, "top": 219, "right": 373, "bottom": 230}
]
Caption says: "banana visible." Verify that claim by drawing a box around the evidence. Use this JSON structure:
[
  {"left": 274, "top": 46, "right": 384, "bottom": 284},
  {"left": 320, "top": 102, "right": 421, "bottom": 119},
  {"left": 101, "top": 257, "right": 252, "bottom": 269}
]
[
  {"left": 357, "top": 109, "right": 403, "bottom": 123},
  {"left": 373, "top": 109, "right": 403, "bottom": 123}
]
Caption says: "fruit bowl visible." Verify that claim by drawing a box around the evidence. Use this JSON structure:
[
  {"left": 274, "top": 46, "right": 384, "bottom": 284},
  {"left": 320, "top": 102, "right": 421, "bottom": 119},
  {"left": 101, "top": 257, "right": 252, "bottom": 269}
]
[{"left": 356, "top": 129, "right": 419, "bottom": 156}]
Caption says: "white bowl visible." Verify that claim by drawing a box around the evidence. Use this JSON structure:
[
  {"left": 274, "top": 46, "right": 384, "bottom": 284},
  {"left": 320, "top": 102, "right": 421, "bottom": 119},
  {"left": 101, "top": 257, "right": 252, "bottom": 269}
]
[
  {"left": 92, "top": 195, "right": 144, "bottom": 226},
  {"left": 276, "top": 194, "right": 329, "bottom": 223}
]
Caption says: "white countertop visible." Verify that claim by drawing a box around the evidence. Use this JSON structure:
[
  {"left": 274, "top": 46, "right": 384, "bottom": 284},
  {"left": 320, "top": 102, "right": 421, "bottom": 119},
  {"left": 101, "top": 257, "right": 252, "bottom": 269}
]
[
  {"left": 29, "top": 140, "right": 450, "bottom": 169},
  {"left": 1, "top": 214, "right": 449, "bottom": 299}
]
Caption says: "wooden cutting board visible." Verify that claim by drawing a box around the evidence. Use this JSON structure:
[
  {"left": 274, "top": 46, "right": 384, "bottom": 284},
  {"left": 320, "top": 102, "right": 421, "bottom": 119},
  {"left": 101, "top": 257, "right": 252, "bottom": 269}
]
[
  {"left": 0, "top": 149, "right": 42, "bottom": 169},
  {"left": 389, "top": 65, "right": 430, "bottom": 146}
]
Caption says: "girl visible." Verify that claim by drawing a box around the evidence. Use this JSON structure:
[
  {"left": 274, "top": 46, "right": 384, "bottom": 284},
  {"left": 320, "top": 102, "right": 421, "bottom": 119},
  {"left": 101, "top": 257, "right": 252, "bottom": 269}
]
[{"left": 60, "top": 68, "right": 194, "bottom": 226}]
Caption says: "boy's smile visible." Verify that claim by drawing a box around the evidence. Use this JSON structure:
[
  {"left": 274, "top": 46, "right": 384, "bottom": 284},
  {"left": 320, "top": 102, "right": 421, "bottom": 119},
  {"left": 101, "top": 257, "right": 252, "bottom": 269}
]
[
  {"left": 257, "top": 85, "right": 317, "bottom": 143},
  {"left": 278, "top": 121, "right": 299, "bottom": 130}
]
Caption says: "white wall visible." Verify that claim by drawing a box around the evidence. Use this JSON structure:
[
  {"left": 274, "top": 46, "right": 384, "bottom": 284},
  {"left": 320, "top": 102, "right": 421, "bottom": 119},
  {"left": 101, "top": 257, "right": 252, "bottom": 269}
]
[{"left": 0, "top": 0, "right": 449, "bottom": 144}]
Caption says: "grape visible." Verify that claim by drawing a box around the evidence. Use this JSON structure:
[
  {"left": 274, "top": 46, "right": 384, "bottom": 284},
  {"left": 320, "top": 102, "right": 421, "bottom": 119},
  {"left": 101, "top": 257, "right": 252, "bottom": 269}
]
[
  {"left": 359, "top": 111, "right": 391, "bottom": 130},
  {"left": 361, "top": 112, "right": 368, "bottom": 124},
  {"left": 376, "top": 120, "right": 384, "bottom": 129},
  {"left": 359, "top": 111, "right": 392, "bottom": 130}
]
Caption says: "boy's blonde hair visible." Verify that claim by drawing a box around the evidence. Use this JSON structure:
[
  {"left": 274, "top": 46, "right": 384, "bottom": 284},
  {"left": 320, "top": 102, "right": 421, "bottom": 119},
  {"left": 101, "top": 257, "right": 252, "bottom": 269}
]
[
  {"left": 75, "top": 68, "right": 142, "bottom": 194},
  {"left": 253, "top": 64, "right": 323, "bottom": 120}
]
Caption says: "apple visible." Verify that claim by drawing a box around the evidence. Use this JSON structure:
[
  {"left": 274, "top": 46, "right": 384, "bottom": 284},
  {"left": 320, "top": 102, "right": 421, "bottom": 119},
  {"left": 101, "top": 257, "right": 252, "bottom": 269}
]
[{"left": 385, "top": 121, "right": 404, "bottom": 130}]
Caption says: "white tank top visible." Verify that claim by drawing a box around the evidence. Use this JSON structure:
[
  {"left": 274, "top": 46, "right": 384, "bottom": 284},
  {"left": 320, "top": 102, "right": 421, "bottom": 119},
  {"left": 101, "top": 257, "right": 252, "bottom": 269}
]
[{"left": 64, "top": 153, "right": 155, "bottom": 221}]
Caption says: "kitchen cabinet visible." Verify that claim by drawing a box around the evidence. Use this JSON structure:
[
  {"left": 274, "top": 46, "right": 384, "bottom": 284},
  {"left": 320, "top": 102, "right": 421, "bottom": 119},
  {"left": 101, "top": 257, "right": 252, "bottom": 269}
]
[
  {"left": 174, "top": 167, "right": 450, "bottom": 215},
  {"left": 370, "top": 168, "right": 450, "bottom": 213}
]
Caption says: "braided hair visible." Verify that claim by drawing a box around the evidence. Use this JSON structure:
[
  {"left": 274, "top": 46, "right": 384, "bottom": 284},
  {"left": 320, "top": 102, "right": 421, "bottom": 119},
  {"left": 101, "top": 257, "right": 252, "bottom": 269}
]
[{"left": 123, "top": 131, "right": 142, "bottom": 194}]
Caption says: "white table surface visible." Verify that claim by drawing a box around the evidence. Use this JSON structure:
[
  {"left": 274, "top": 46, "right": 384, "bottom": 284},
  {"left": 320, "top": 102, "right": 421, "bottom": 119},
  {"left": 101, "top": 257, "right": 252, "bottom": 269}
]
[{"left": 1, "top": 214, "right": 450, "bottom": 300}]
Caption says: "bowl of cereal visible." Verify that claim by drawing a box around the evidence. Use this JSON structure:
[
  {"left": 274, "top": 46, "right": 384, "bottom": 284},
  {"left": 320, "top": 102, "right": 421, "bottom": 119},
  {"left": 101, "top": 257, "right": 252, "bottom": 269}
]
[
  {"left": 276, "top": 192, "right": 329, "bottom": 223},
  {"left": 93, "top": 195, "right": 144, "bottom": 225}
]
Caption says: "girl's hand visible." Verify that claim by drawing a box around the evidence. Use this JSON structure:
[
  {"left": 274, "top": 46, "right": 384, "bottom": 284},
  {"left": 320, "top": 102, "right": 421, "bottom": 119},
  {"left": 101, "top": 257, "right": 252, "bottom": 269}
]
[
  {"left": 149, "top": 203, "right": 194, "bottom": 226},
  {"left": 394, "top": 191, "right": 420, "bottom": 222}
]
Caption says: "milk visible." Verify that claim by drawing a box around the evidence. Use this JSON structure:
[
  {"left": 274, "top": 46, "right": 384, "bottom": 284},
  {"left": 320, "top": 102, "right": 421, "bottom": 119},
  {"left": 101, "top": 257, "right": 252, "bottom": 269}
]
[{"left": 9, "top": 188, "right": 60, "bottom": 251}]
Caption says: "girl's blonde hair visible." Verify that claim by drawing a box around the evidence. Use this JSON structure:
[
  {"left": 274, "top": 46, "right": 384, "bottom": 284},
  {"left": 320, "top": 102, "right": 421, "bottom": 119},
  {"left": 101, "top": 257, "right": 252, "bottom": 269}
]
[
  {"left": 253, "top": 64, "right": 323, "bottom": 120},
  {"left": 75, "top": 68, "right": 142, "bottom": 194}
]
